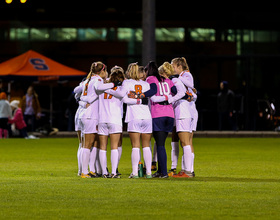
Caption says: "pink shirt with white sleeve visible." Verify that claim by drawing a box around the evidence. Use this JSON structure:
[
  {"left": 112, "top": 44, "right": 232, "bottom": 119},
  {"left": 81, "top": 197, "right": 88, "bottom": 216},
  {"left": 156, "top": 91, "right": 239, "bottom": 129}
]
[{"left": 146, "top": 76, "right": 174, "bottom": 119}]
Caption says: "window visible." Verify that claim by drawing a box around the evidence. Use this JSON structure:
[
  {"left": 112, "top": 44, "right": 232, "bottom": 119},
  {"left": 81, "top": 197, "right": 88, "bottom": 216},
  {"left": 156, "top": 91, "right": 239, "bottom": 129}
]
[
  {"left": 156, "top": 28, "right": 184, "bottom": 42},
  {"left": 117, "top": 28, "right": 142, "bottom": 41},
  {"left": 30, "top": 28, "right": 49, "bottom": 41},
  {"left": 190, "top": 28, "right": 215, "bottom": 41},
  {"left": 51, "top": 28, "right": 77, "bottom": 41},
  {"left": 77, "top": 28, "right": 107, "bottom": 41},
  {"left": 10, "top": 28, "right": 29, "bottom": 40}
]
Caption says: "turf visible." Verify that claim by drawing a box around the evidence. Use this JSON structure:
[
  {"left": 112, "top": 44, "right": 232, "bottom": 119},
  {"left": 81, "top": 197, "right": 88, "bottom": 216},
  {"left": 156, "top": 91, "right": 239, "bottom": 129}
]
[{"left": 0, "top": 137, "right": 279, "bottom": 219}]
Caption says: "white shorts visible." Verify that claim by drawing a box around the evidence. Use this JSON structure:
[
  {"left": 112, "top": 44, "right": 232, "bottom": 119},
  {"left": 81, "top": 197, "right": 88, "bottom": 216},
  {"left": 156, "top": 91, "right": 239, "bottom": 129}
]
[
  {"left": 98, "top": 123, "right": 122, "bottom": 136},
  {"left": 192, "top": 112, "right": 198, "bottom": 131},
  {"left": 176, "top": 118, "right": 192, "bottom": 133},
  {"left": 81, "top": 118, "right": 98, "bottom": 134},
  {"left": 75, "top": 117, "right": 82, "bottom": 132},
  {"left": 127, "top": 119, "right": 152, "bottom": 133}
]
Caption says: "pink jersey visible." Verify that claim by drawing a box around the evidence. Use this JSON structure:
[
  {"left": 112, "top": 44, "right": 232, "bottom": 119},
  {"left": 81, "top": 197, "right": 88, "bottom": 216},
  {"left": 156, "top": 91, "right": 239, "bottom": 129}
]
[{"left": 146, "top": 76, "right": 174, "bottom": 119}]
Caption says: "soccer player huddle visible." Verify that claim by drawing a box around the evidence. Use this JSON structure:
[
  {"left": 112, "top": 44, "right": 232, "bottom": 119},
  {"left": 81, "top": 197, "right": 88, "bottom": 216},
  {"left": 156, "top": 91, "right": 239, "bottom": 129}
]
[{"left": 73, "top": 57, "right": 198, "bottom": 179}]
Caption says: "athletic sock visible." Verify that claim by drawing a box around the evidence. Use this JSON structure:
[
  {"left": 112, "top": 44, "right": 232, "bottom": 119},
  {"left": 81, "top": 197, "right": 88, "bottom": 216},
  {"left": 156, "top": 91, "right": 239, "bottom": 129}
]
[
  {"left": 117, "top": 146, "right": 122, "bottom": 167},
  {"left": 111, "top": 149, "right": 119, "bottom": 175},
  {"left": 77, "top": 143, "right": 82, "bottom": 174},
  {"left": 99, "top": 150, "right": 107, "bottom": 175},
  {"left": 157, "top": 145, "right": 167, "bottom": 175},
  {"left": 191, "top": 153, "right": 195, "bottom": 173},
  {"left": 0, "top": 128, "right": 2, "bottom": 138},
  {"left": 152, "top": 142, "right": 157, "bottom": 162},
  {"left": 89, "top": 147, "right": 97, "bottom": 173},
  {"left": 143, "top": 147, "right": 152, "bottom": 175},
  {"left": 131, "top": 148, "right": 140, "bottom": 176},
  {"left": 183, "top": 145, "right": 192, "bottom": 172},
  {"left": 95, "top": 148, "right": 101, "bottom": 174},
  {"left": 171, "top": 141, "right": 179, "bottom": 169},
  {"left": 181, "top": 155, "right": 185, "bottom": 170},
  {"left": 81, "top": 148, "right": 90, "bottom": 174}
]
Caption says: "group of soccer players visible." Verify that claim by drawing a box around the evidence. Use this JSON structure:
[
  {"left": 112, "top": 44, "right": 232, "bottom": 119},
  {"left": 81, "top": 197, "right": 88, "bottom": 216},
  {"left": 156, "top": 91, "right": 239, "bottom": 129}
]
[{"left": 73, "top": 57, "right": 198, "bottom": 179}]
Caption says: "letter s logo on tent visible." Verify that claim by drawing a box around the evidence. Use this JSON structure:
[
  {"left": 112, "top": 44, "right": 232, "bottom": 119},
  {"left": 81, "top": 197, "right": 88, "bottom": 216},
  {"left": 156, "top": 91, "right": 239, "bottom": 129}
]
[{"left": 29, "top": 58, "right": 49, "bottom": 70}]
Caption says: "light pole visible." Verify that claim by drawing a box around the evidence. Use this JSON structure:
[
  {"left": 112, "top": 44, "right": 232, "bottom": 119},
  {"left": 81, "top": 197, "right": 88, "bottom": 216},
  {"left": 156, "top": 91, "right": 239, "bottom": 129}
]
[{"left": 142, "top": 0, "right": 156, "bottom": 66}]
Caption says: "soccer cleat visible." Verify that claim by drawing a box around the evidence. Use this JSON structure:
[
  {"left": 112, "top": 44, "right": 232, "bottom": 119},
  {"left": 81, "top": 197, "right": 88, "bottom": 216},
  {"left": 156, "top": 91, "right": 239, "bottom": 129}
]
[
  {"left": 128, "top": 173, "right": 139, "bottom": 179},
  {"left": 168, "top": 168, "right": 177, "bottom": 177},
  {"left": 152, "top": 172, "right": 161, "bottom": 178},
  {"left": 102, "top": 174, "right": 111, "bottom": 178},
  {"left": 116, "top": 168, "right": 121, "bottom": 175},
  {"left": 192, "top": 171, "right": 195, "bottom": 177},
  {"left": 159, "top": 174, "right": 169, "bottom": 178},
  {"left": 146, "top": 174, "right": 152, "bottom": 179},
  {"left": 81, "top": 173, "right": 91, "bottom": 178},
  {"left": 88, "top": 171, "right": 97, "bottom": 178},
  {"left": 173, "top": 170, "right": 193, "bottom": 178},
  {"left": 151, "top": 162, "right": 157, "bottom": 171},
  {"left": 96, "top": 173, "right": 102, "bottom": 177},
  {"left": 111, "top": 174, "right": 121, "bottom": 178}
]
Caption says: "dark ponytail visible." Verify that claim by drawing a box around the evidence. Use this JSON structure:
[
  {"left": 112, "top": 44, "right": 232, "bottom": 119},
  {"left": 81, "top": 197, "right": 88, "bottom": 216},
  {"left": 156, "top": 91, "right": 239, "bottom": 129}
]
[{"left": 145, "top": 61, "right": 163, "bottom": 82}]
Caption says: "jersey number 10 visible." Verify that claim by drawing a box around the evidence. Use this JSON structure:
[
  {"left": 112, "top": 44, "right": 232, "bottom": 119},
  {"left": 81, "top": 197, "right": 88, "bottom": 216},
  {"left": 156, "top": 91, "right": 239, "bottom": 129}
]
[{"left": 158, "top": 82, "right": 170, "bottom": 95}]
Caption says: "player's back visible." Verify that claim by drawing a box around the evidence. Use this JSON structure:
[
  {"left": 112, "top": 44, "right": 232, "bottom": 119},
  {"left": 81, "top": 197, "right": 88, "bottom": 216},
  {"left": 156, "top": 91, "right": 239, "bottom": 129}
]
[
  {"left": 98, "top": 87, "right": 123, "bottom": 126},
  {"left": 146, "top": 76, "right": 174, "bottom": 119},
  {"left": 123, "top": 79, "right": 151, "bottom": 122},
  {"left": 79, "top": 76, "right": 99, "bottom": 120}
]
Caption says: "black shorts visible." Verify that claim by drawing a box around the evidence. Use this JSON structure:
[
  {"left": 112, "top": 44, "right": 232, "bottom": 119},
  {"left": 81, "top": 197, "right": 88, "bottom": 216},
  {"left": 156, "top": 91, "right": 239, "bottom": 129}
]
[{"left": 152, "top": 117, "right": 174, "bottom": 132}]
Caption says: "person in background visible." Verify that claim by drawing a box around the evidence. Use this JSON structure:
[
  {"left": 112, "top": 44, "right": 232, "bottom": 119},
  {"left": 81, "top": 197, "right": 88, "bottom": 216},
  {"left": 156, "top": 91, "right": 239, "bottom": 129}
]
[
  {"left": 217, "top": 81, "right": 236, "bottom": 130},
  {"left": 0, "top": 79, "right": 4, "bottom": 93},
  {"left": 8, "top": 100, "right": 28, "bottom": 138},
  {"left": 21, "top": 86, "right": 41, "bottom": 132},
  {"left": 0, "top": 92, "right": 12, "bottom": 138}
]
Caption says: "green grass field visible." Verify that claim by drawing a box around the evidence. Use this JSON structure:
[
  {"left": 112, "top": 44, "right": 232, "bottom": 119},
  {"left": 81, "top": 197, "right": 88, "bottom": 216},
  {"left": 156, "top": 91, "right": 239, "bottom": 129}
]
[{"left": 0, "top": 137, "right": 280, "bottom": 219}]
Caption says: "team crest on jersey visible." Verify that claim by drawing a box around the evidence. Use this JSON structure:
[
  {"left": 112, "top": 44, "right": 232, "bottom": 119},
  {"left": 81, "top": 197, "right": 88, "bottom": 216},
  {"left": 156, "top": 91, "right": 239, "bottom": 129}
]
[{"left": 98, "top": 79, "right": 101, "bottom": 81}]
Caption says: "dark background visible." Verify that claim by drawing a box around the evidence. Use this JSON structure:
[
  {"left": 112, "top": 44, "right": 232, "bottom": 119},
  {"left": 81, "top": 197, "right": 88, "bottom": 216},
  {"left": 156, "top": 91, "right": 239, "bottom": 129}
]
[{"left": 0, "top": 0, "right": 280, "bottom": 131}]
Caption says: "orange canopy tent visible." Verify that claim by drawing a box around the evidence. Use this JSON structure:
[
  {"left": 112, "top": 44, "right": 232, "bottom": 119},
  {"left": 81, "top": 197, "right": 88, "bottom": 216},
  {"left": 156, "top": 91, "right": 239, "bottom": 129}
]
[
  {"left": 0, "top": 50, "right": 86, "bottom": 80},
  {"left": 0, "top": 50, "right": 87, "bottom": 127}
]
